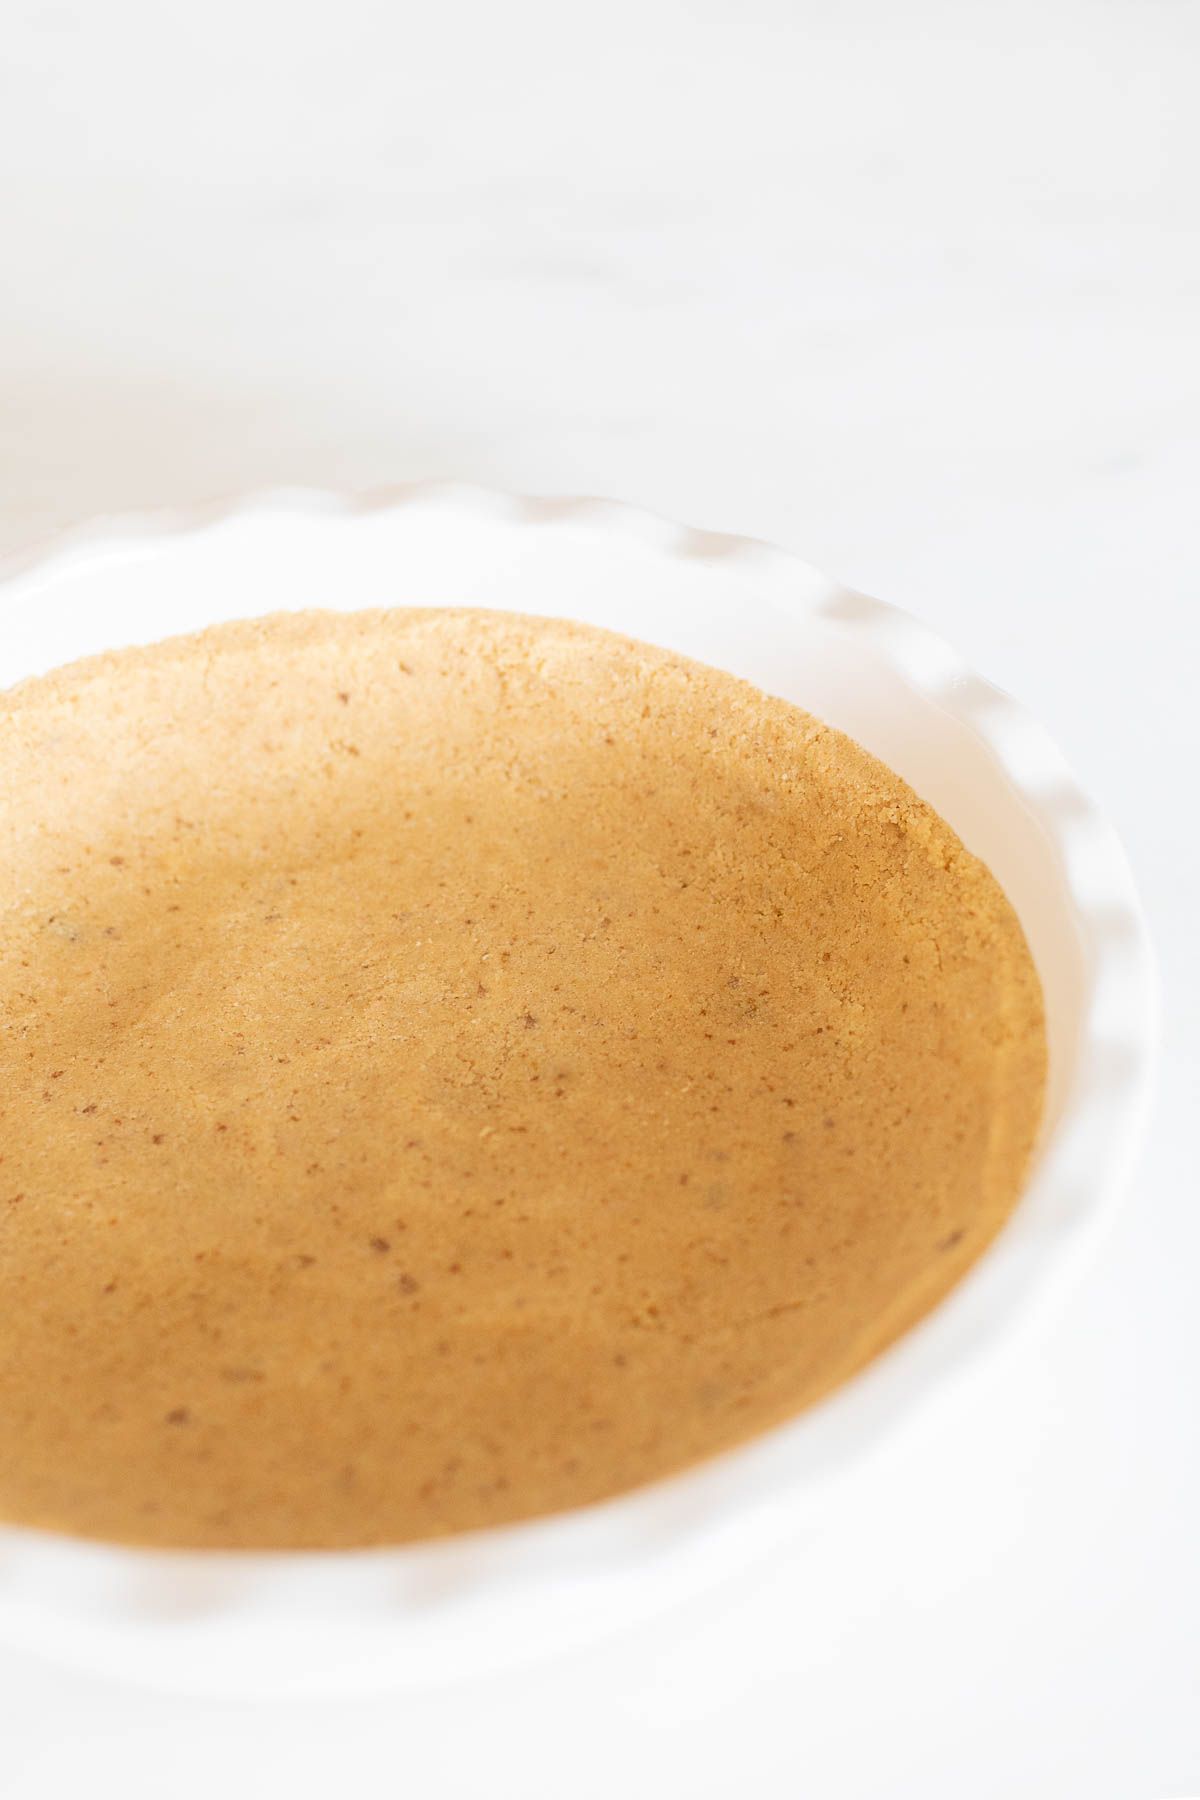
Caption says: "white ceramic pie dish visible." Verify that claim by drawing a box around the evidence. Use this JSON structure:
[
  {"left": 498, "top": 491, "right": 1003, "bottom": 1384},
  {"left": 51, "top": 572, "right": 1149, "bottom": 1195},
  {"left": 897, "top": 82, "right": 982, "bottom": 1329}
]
[{"left": 0, "top": 485, "right": 1155, "bottom": 1695}]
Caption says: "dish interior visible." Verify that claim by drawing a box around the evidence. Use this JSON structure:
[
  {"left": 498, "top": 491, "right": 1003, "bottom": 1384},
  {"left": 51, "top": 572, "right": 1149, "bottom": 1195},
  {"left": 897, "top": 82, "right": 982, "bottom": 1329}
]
[{"left": 0, "top": 602, "right": 1045, "bottom": 1548}]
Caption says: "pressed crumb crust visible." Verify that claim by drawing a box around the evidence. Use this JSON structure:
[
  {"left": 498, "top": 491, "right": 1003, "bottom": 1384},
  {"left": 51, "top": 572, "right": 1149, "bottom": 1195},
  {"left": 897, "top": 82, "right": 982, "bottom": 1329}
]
[{"left": 0, "top": 610, "right": 1045, "bottom": 1548}]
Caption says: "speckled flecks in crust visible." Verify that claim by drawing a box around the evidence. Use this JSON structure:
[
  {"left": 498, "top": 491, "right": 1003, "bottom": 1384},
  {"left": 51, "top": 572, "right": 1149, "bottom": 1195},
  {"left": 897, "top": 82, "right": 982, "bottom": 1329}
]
[{"left": 0, "top": 609, "right": 1045, "bottom": 1547}]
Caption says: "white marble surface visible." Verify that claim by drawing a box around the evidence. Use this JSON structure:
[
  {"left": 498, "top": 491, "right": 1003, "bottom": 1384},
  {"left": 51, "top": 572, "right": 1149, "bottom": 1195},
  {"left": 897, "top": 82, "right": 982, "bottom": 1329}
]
[{"left": 1, "top": 1, "right": 1197, "bottom": 1794}]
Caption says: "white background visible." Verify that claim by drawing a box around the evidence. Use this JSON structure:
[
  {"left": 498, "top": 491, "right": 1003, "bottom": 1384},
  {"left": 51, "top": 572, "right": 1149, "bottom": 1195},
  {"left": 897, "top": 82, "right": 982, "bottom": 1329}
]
[{"left": 1, "top": 1, "right": 1197, "bottom": 1794}]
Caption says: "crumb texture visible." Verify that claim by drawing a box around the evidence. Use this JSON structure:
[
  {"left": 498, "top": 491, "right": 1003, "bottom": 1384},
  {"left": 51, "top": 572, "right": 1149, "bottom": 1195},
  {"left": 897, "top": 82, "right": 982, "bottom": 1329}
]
[{"left": 0, "top": 609, "right": 1045, "bottom": 1547}]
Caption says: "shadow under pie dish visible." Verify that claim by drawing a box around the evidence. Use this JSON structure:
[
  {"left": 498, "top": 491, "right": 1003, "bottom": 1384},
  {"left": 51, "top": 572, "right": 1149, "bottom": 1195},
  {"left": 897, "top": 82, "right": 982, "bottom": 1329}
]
[{"left": 0, "top": 605, "right": 1045, "bottom": 1550}]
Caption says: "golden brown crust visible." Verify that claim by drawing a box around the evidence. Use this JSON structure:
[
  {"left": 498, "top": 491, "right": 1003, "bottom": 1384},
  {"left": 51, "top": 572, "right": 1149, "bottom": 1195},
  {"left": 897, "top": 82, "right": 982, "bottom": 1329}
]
[{"left": 0, "top": 609, "right": 1045, "bottom": 1547}]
